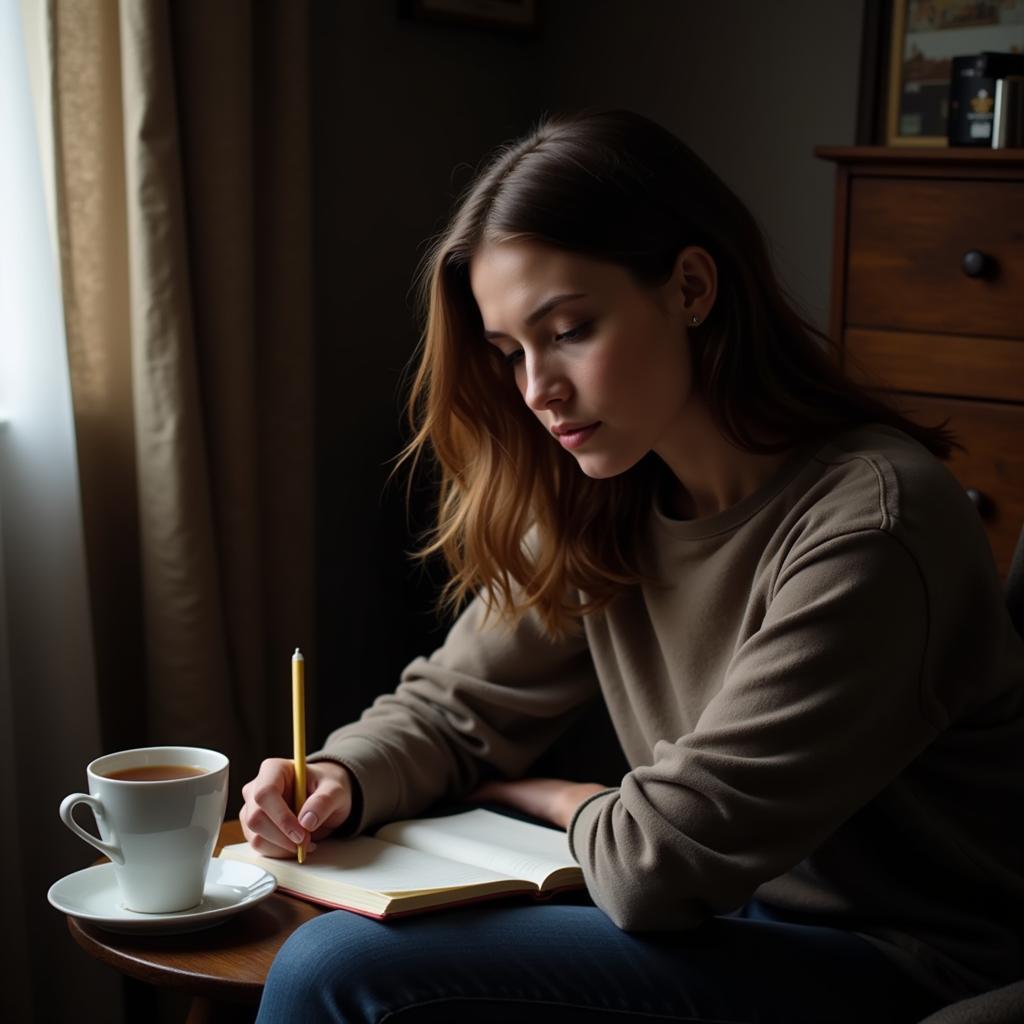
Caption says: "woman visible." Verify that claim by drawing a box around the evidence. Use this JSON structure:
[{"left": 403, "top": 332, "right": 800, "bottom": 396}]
[{"left": 242, "top": 108, "right": 1024, "bottom": 1023}]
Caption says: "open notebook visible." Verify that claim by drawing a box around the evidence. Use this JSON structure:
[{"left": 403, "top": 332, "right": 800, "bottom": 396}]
[{"left": 218, "top": 808, "right": 585, "bottom": 919}]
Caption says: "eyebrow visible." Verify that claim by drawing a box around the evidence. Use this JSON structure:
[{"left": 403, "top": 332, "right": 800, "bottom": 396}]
[{"left": 482, "top": 292, "right": 587, "bottom": 340}]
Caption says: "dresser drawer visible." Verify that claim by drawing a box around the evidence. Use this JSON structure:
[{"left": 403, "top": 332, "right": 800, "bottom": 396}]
[
  {"left": 891, "top": 393, "right": 1024, "bottom": 577},
  {"left": 843, "top": 328, "right": 1024, "bottom": 403},
  {"left": 846, "top": 177, "right": 1024, "bottom": 339}
]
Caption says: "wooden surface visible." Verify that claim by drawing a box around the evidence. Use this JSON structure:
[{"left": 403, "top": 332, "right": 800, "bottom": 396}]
[
  {"left": 846, "top": 177, "right": 1024, "bottom": 340},
  {"left": 66, "top": 821, "right": 322, "bottom": 1006},
  {"left": 816, "top": 145, "right": 1024, "bottom": 578},
  {"left": 815, "top": 144, "right": 1024, "bottom": 168},
  {"left": 891, "top": 395, "right": 1024, "bottom": 572},
  {"left": 844, "top": 328, "right": 1024, "bottom": 404}
]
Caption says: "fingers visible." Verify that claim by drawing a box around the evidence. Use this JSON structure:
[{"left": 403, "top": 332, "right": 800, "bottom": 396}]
[
  {"left": 299, "top": 762, "right": 354, "bottom": 842},
  {"left": 239, "top": 757, "right": 309, "bottom": 858},
  {"left": 240, "top": 757, "right": 353, "bottom": 857}
]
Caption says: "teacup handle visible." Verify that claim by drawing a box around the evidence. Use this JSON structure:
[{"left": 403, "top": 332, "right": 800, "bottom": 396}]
[{"left": 59, "top": 793, "right": 124, "bottom": 865}]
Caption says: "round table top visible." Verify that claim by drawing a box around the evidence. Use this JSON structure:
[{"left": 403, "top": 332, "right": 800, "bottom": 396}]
[{"left": 66, "top": 821, "right": 322, "bottom": 1004}]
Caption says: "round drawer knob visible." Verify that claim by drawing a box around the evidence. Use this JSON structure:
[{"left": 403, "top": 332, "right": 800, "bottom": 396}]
[
  {"left": 961, "top": 249, "right": 997, "bottom": 279},
  {"left": 965, "top": 487, "right": 995, "bottom": 519}
]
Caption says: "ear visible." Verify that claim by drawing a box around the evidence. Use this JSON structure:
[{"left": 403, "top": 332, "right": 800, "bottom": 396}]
[{"left": 673, "top": 246, "right": 717, "bottom": 323}]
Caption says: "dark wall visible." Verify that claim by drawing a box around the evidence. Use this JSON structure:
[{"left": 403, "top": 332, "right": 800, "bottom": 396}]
[
  {"left": 533, "top": 0, "right": 865, "bottom": 333},
  {"left": 310, "top": 1, "right": 544, "bottom": 746}
]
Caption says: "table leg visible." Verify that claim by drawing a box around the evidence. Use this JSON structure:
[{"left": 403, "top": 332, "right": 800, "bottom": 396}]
[{"left": 184, "top": 995, "right": 258, "bottom": 1023}]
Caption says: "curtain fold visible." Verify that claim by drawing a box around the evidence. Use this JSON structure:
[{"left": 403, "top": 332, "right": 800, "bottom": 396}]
[
  {"left": 4, "top": 3, "right": 120, "bottom": 1019},
  {"left": 55, "top": 0, "right": 314, "bottom": 812},
  {"left": 21, "top": 2, "right": 316, "bottom": 1017},
  {"left": 52, "top": 0, "right": 145, "bottom": 752},
  {"left": 11, "top": 0, "right": 317, "bottom": 1016},
  {"left": 118, "top": 0, "right": 250, "bottom": 767}
]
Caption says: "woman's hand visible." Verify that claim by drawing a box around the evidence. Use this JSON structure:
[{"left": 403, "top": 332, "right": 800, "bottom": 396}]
[
  {"left": 467, "top": 777, "right": 608, "bottom": 830},
  {"left": 240, "top": 757, "right": 355, "bottom": 858}
]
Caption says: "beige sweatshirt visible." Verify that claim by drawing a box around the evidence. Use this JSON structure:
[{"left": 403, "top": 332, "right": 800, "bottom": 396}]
[{"left": 309, "top": 423, "right": 1024, "bottom": 1003}]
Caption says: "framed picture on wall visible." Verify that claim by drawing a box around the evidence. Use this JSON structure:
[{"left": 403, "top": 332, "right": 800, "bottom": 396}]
[
  {"left": 884, "top": 0, "right": 1024, "bottom": 146},
  {"left": 397, "top": 0, "right": 541, "bottom": 35}
]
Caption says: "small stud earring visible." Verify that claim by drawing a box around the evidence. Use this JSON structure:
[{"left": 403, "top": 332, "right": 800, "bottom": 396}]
[{"left": 689, "top": 314, "right": 700, "bottom": 326}]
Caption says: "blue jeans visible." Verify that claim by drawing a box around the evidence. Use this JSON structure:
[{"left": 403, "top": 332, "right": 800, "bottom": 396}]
[{"left": 254, "top": 891, "right": 944, "bottom": 1023}]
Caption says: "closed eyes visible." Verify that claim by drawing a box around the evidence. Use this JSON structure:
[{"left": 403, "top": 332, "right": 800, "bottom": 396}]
[
  {"left": 556, "top": 323, "right": 590, "bottom": 343},
  {"left": 501, "top": 322, "right": 592, "bottom": 366}
]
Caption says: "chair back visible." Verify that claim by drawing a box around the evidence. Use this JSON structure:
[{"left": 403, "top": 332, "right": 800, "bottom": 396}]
[{"left": 915, "top": 524, "right": 1024, "bottom": 1022}]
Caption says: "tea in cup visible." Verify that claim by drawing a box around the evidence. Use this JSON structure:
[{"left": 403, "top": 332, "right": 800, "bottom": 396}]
[{"left": 59, "top": 745, "right": 229, "bottom": 913}]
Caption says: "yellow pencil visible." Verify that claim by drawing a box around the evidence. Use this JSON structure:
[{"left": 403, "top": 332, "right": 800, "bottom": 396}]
[{"left": 292, "top": 647, "right": 307, "bottom": 863}]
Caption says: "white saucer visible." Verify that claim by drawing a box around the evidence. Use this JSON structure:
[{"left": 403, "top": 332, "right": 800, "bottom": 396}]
[{"left": 47, "top": 857, "right": 278, "bottom": 935}]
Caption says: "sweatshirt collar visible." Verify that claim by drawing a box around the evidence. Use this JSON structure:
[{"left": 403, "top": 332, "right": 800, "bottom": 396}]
[{"left": 650, "top": 437, "right": 822, "bottom": 540}]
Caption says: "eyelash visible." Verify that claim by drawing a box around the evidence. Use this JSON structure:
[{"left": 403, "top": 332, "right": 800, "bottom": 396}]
[{"left": 503, "top": 323, "right": 591, "bottom": 366}]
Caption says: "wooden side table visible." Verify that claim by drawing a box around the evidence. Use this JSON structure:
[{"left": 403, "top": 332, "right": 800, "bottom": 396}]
[{"left": 65, "top": 821, "right": 321, "bottom": 1023}]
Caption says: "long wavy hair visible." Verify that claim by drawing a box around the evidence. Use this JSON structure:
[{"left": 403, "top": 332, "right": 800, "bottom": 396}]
[{"left": 394, "top": 107, "right": 958, "bottom": 641}]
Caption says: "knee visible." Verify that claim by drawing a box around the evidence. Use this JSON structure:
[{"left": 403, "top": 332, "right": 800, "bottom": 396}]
[{"left": 257, "top": 912, "right": 390, "bottom": 1023}]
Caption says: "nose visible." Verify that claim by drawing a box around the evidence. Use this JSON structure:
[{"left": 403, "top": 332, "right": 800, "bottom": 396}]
[{"left": 522, "top": 351, "right": 571, "bottom": 412}]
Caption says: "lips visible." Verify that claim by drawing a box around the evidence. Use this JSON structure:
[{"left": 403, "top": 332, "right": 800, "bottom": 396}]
[
  {"left": 553, "top": 422, "right": 601, "bottom": 450},
  {"left": 551, "top": 421, "right": 600, "bottom": 437}
]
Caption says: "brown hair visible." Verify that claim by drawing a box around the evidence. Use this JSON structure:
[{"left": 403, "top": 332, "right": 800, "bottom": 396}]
[{"left": 394, "top": 107, "right": 958, "bottom": 640}]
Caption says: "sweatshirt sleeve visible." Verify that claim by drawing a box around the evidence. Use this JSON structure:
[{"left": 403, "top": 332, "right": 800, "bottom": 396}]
[
  {"left": 567, "top": 527, "right": 942, "bottom": 931},
  {"left": 307, "top": 591, "right": 599, "bottom": 835}
]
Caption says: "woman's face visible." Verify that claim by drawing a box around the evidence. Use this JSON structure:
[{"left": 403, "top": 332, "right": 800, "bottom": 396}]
[{"left": 469, "top": 239, "right": 716, "bottom": 480}]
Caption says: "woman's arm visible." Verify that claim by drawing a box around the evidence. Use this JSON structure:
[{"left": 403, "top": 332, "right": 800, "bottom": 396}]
[
  {"left": 566, "top": 529, "right": 940, "bottom": 930},
  {"left": 467, "top": 776, "right": 610, "bottom": 829},
  {"left": 306, "top": 591, "right": 599, "bottom": 836}
]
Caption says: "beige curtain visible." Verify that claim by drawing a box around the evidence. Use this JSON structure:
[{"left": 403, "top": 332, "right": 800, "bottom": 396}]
[
  {"left": 16, "top": 2, "right": 317, "bottom": 1017},
  {"left": 35, "top": 7, "right": 317, "bottom": 1015},
  {"left": 53, "top": 0, "right": 314, "bottom": 815},
  {"left": 35, "top": 6, "right": 316, "bottom": 1015}
]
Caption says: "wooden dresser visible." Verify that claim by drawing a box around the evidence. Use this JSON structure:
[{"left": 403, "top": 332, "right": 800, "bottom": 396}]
[{"left": 814, "top": 146, "right": 1024, "bottom": 579}]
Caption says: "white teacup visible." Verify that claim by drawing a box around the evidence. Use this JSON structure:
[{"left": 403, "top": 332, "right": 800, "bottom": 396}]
[{"left": 59, "top": 746, "right": 229, "bottom": 914}]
